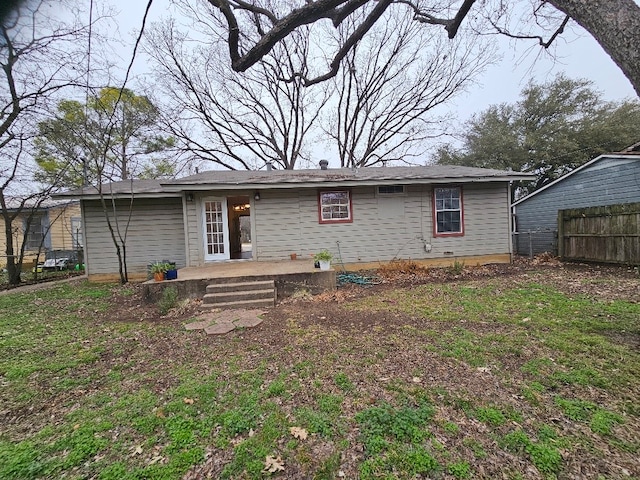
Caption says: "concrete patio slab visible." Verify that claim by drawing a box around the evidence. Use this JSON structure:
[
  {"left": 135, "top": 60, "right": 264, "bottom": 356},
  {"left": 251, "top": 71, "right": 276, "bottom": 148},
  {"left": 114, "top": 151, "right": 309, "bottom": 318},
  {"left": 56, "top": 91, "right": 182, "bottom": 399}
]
[{"left": 143, "top": 260, "right": 336, "bottom": 304}]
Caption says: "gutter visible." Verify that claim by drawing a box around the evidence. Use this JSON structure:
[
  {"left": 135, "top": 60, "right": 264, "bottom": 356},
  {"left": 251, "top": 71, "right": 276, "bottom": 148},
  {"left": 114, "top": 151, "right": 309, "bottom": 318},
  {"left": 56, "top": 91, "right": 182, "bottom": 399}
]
[{"left": 159, "top": 175, "right": 537, "bottom": 193}]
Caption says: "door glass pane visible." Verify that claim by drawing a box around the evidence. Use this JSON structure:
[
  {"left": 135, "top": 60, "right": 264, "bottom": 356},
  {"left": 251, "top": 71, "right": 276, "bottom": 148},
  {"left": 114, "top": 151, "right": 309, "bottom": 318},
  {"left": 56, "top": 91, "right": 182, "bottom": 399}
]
[{"left": 205, "top": 201, "right": 225, "bottom": 256}]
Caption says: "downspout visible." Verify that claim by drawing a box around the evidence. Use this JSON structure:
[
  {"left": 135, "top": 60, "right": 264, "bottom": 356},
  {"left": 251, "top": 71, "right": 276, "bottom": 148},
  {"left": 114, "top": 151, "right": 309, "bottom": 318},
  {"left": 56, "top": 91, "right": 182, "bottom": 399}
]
[
  {"left": 80, "top": 198, "right": 90, "bottom": 277},
  {"left": 181, "top": 192, "right": 191, "bottom": 267},
  {"left": 508, "top": 182, "right": 514, "bottom": 259}
]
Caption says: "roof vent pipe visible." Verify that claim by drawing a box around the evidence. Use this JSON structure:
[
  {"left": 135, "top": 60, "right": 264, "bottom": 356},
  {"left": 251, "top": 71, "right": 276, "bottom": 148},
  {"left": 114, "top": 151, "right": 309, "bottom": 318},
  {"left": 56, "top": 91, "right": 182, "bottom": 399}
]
[
  {"left": 266, "top": 161, "right": 273, "bottom": 171},
  {"left": 319, "top": 160, "right": 329, "bottom": 170}
]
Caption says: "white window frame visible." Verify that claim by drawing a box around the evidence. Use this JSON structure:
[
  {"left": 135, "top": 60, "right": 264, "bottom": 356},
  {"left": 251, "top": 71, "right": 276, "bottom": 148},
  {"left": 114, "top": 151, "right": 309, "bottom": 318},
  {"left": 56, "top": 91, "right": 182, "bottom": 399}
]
[
  {"left": 318, "top": 190, "right": 353, "bottom": 224},
  {"left": 24, "top": 214, "right": 46, "bottom": 250},
  {"left": 70, "top": 216, "right": 83, "bottom": 248}
]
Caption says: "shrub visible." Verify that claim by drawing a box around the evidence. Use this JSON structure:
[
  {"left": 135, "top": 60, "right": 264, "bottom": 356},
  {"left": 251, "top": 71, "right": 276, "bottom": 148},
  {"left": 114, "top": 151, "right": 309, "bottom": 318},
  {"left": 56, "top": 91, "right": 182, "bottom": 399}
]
[
  {"left": 448, "top": 260, "right": 465, "bottom": 275},
  {"left": 158, "top": 286, "right": 178, "bottom": 315}
]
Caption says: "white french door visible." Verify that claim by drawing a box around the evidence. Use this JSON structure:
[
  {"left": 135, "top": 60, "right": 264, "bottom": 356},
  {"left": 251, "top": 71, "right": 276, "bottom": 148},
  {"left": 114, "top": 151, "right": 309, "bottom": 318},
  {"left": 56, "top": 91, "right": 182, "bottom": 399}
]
[{"left": 202, "top": 197, "right": 230, "bottom": 261}]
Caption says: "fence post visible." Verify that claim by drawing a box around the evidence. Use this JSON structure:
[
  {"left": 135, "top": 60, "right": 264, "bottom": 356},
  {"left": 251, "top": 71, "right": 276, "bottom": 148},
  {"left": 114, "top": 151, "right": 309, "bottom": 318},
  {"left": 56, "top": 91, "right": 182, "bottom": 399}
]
[{"left": 557, "top": 209, "right": 565, "bottom": 258}]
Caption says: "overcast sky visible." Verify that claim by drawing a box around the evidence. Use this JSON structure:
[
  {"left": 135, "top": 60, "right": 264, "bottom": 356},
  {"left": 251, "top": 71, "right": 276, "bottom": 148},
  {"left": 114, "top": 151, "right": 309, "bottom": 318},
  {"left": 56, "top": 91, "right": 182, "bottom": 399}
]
[
  {"left": 450, "top": 27, "right": 637, "bottom": 121},
  {"left": 109, "top": 1, "right": 638, "bottom": 157}
]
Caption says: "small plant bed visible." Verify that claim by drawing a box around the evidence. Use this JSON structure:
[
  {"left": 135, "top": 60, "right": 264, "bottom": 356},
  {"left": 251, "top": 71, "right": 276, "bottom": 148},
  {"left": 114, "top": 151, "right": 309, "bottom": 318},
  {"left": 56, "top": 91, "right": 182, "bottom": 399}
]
[{"left": 0, "top": 261, "right": 638, "bottom": 479}]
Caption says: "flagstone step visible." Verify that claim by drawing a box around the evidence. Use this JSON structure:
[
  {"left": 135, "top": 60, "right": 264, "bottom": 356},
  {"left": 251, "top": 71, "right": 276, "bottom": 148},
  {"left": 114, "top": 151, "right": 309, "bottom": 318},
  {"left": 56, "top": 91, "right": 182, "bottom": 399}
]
[{"left": 185, "top": 308, "right": 266, "bottom": 335}]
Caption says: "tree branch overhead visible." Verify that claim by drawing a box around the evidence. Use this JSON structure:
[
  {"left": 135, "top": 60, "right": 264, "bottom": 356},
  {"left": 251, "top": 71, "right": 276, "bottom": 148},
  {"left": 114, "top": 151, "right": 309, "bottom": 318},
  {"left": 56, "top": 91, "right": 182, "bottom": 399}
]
[{"left": 205, "top": 0, "right": 640, "bottom": 96}]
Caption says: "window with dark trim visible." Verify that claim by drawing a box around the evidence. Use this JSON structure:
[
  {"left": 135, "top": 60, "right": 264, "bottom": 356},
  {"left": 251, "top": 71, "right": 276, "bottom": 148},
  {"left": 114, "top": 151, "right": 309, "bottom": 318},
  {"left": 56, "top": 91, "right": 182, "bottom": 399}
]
[
  {"left": 318, "top": 190, "right": 353, "bottom": 223},
  {"left": 434, "top": 186, "right": 464, "bottom": 236}
]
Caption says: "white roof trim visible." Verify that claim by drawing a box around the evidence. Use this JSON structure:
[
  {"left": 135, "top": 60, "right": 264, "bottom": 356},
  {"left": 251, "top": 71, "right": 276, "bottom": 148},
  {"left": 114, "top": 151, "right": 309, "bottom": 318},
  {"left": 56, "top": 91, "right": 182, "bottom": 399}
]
[{"left": 512, "top": 154, "right": 640, "bottom": 207}]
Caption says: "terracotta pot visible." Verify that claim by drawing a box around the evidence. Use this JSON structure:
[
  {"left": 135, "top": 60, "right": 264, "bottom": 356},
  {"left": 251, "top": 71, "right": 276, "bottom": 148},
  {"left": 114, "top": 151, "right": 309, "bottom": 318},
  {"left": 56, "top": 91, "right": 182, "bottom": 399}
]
[
  {"left": 153, "top": 272, "right": 165, "bottom": 282},
  {"left": 290, "top": 253, "right": 297, "bottom": 260}
]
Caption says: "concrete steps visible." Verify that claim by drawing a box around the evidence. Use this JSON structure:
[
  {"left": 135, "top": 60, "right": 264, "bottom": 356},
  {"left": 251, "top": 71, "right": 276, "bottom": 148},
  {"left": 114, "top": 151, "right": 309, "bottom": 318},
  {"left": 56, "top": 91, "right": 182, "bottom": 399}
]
[{"left": 201, "top": 280, "right": 276, "bottom": 310}]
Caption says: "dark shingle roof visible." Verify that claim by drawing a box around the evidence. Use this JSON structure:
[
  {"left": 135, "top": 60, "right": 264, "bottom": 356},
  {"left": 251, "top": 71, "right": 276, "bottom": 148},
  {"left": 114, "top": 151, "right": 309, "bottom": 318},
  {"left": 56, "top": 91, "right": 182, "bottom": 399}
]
[
  {"left": 54, "top": 179, "right": 171, "bottom": 198},
  {"left": 54, "top": 165, "right": 535, "bottom": 198},
  {"left": 163, "top": 165, "right": 532, "bottom": 189}
]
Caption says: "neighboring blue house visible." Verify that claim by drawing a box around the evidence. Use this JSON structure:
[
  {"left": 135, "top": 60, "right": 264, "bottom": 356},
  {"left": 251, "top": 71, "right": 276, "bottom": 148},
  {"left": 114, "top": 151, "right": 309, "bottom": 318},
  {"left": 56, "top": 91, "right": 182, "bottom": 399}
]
[{"left": 512, "top": 146, "right": 640, "bottom": 256}]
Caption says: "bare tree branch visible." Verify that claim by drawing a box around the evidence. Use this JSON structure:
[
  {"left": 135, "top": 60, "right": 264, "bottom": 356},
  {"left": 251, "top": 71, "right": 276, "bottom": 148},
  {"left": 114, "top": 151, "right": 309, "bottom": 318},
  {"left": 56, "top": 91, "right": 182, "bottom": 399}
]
[
  {"left": 324, "top": 8, "right": 490, "bottom": 167},
  {"left": 304, "top": 0, "right": 393, "bottom": 85},
  {"left": 146, "top": 16, "right": 327, "bottom": 170},
  {"left": 488, "top": 13, "right": 569, "bottom": 48},
  {"left": 201, "top": 0, "right": 640, "bottom": 96}
]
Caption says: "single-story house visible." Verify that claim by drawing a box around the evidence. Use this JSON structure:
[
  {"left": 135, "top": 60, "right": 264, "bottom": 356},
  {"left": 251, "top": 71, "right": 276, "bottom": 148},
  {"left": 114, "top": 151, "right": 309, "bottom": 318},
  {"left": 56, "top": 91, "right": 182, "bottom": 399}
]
[
  {"left": 55, "top": 164, "right": 534, "bottom": 281},
  {"left": 512, "top": 147, "right": 640, "bottom": 256},
  {"left": 1, "top": 199, "right": 82, "bottom": 269}
]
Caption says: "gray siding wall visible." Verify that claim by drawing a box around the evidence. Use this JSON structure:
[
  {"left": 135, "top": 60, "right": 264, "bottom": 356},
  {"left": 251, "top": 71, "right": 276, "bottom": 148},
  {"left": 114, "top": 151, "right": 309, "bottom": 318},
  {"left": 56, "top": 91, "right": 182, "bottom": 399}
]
[
  {"left": 185, "top": 198, "right": 201, "bottom": 266},
  {"left": 248, "top": 182, "right": 510, "bottom": 263},
  {"left": 514, "top": 158, "right": 640, "bottom": 255},
  {"left": 83, "top": 197, "right": 186, "bottom": 275}
]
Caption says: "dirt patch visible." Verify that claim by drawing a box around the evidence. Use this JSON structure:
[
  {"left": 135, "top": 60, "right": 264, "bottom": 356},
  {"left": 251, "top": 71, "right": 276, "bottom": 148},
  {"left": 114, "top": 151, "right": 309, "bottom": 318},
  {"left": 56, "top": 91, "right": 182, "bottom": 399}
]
[
  {"left": 95, "top": 283, "right": 202, "bottom": 323},
  {"left": 100, "top": 257, "right": 638, "bottom": 324}
]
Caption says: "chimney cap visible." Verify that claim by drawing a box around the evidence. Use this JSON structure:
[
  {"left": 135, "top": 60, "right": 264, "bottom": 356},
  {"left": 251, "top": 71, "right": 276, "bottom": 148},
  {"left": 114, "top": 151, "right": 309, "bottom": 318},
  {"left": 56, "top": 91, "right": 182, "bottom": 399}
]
[{"left": 319, "top": 159, "right": 329, "bottom": 170}]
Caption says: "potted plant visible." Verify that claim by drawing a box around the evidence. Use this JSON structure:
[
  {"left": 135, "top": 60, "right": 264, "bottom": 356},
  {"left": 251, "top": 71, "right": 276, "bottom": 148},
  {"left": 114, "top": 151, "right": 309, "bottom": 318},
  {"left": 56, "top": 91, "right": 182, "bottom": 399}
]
[
  {"left": 313, "top": 249, "right": 333, "bottom": 271},
  {"left": 150, "top": 261, "right": 169, "bottom": 282},
  {"left": 165, "top": 261, "right": 178, "bottom": 280}
]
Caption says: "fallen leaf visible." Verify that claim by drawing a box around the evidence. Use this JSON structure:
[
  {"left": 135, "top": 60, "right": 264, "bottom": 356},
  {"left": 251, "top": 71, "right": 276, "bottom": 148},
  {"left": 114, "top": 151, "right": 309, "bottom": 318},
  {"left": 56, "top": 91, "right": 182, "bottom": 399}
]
[
  {"left": 148, "top": 455, "right": 164, "bottom": 465},
  {"left": 183, "top": 397, "right": 194, "bottom": 404},
  {"left": 231, "top": 437, "right": 244, "bottom": 446},
  {"left": 522, "top": 317, "right": 531, "bottom": 322},
  {"left": 73, "top": 424, "right": 80, "bottom": 430},
  {"left": 155, "top": 408, "right": 166, "bottom": 418},
  {"left": 290, "top": 426, "right": 308, "bottom": 440},
  {"left": 476, "top": 367, "right": 491, "bottom": 373},
  {"left": 248, "top": 428, "right": 255, "bottom": 437},
  {"left": 412, "top": 377, "right": 422, "bottom": 383},
  {"left": 263, "top": 455, "right": 285, "bottom": 473},
  {"left": 134, "top": 445, "right": 143, "bottom": 455}
]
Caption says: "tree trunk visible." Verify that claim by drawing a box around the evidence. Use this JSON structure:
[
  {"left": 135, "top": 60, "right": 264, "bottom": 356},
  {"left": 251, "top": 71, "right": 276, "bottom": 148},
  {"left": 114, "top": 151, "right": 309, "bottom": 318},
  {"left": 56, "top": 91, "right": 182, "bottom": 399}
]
[
  {"left": 2, "top": 213, "right": 20, "bottom": 286},
  {"left": 549, "top": 0, "right": 640, "bottom": 97}
]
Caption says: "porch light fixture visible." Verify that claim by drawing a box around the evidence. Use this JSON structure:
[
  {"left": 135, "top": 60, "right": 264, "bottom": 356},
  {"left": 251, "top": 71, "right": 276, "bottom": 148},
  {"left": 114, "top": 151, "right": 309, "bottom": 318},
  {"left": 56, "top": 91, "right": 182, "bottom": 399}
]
[
  {"left": 186, "top": 193, "right": 194, "bottom": 202},
  {"left": 254, "top": 191, "right": 260, "bottom": 201}
]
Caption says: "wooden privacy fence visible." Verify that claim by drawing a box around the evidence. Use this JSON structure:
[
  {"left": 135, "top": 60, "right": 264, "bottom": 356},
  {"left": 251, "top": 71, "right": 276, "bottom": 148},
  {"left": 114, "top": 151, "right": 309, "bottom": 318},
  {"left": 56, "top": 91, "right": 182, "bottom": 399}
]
[{"left": 558, "top": 202, "right": 640, "bottom": 264}]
